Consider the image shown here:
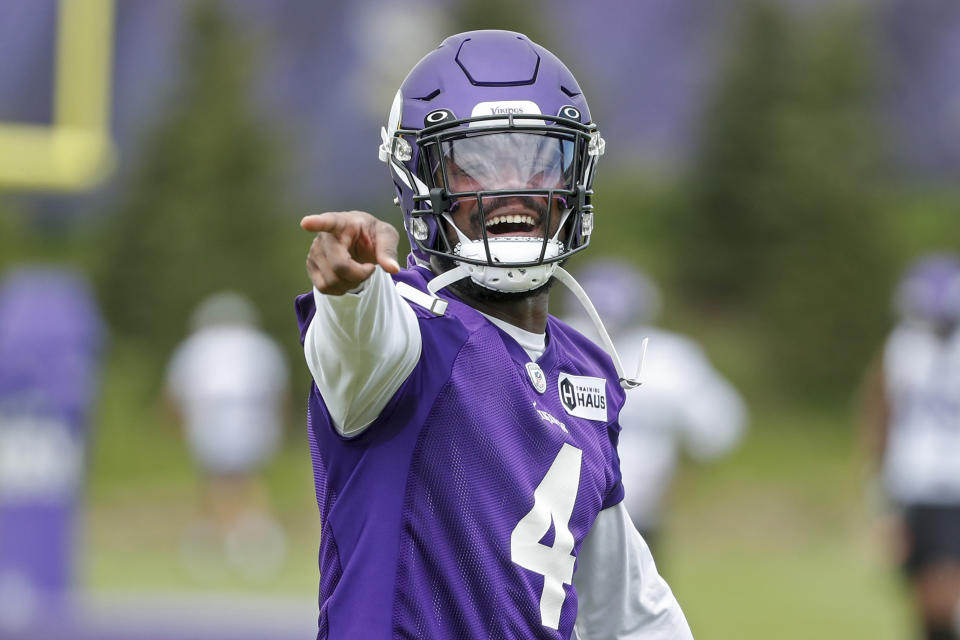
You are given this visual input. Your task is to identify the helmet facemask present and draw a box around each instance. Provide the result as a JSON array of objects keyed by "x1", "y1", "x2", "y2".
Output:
[
  {"x1": 385, "y1": 112, "x2": 603, "y2": 293},
  {"x1": 375, "y1": 30, "x2": 643, "y2": 387}
]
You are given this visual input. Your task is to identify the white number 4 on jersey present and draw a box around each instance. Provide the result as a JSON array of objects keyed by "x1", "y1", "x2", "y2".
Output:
[{"x1": 510, "y1": 443, "x2": 583, "y2": 630}]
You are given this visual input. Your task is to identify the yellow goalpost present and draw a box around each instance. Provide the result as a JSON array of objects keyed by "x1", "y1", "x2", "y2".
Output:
[{"x1": 0, "y1": 0, "x2": 116, "y2": 191}]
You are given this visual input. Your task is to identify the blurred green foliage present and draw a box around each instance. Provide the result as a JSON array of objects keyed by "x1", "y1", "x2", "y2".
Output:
[
  {"x1": 0, "y1": 0, "x2": 955, "y2": 415},
  {"x1": 0, "y1": 1, "x2": 955, "y2": 635},
  {"x1": 93, "y1": 2, "x2": 307, "y2": 384},
  {"x1": 596, "y1": 2, "x2": 899, "y2": 404},
  {"x1": 672, "y1": 1, "x2": 797, "y2": 303},
  {"x1": 0, "y1": 197, "x2": 99, "y2": 274},
  {"x1": 0, "y1": 204, "x2": 18, "y2": 273}
]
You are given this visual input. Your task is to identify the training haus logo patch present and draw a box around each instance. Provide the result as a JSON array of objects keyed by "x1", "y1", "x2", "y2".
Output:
[{"x1": 557, "y1": 373, "x2": 607, "y2": 422}]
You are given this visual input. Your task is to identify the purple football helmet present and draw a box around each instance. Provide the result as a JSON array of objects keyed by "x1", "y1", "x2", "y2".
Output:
[
  {"x1": 379, "y1": 30, "x2": 604, "y2": 293},
  {"x1": 893, "y1": 254, "x2": 960, "y2": 329}
]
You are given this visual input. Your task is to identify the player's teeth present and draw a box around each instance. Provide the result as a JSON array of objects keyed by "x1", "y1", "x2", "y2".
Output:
[{"x1": 485, "y1": 215, "x2": 535, "y2": 228}]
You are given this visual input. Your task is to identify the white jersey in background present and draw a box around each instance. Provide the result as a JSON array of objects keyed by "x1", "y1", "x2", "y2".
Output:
[
  {"x1": 567, "y1": 322, "x2": 747, "y2": 531},
  {"x1": 166, "y1": 325, "x2": 289, "y2": 475},
  {"x1": 882, "y1": 323, "x2": 960, "y2": 505}
]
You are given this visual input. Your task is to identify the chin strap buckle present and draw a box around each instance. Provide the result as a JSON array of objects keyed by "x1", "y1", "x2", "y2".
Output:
[
  {"x1": 391, "y1": 264, "x2": 473, "y2": 317},
  {"x1": 618, "y1": 337, "x2": 647, "y2": 389},
  {"x1": 396, "y1": 281, "x2": 448, "y2": 316}
]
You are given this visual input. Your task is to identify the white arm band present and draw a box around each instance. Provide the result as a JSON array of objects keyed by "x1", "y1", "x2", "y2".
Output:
[{"x1": 303, "y1": 267, "x2": 422, "y2": 436}]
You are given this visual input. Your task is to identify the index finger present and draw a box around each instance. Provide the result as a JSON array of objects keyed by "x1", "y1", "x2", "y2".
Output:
[{"x1": 300, "y1": 212, "x2": 345, "y2": 234}]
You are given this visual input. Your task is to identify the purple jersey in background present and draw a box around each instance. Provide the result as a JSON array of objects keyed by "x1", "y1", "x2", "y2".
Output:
[
  {"x1": 0, "y1": 267, "x2": 105, "y2": 630},
  {"x1": 295, "y1": 266, "x2": 626, "y2": 640}
]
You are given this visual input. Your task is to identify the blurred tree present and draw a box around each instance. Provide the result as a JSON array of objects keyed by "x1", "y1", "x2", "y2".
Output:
[
  {"x1": 672, "y1": 1, "x2": 894, "y2": 400},
  {"x1": 96, "y1": 0, "x2": 304, "y2": 373},
  {"x1": 760, "y1": 7, "x2": 894, "y2": 400},
  {"x1": 0, "y1": 201, "x2": 19, "y2": 274},
  {"x1": 0, "y1": 200, "x2": 92, "y2": 271},
  {"x1": 672, "y1": 0, "x2": 794, "y2": 304}
]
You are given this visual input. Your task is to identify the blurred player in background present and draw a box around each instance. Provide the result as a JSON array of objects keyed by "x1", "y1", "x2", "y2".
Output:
[
  {"x1": 0, "y1": 267, "x2": 105, "y2": 631},
  {"x1": 860, "y1": 254, "x2": 960, "y2": 640},
  {"x1": 562, "y1": 259, "x2": 748, "y2": 554},
  {"x1": 296, "y1": 30, "x2": 692, "y2": 639},
  {"x1": 166, "y1": 291, "x2": 289, "y2": 581}
]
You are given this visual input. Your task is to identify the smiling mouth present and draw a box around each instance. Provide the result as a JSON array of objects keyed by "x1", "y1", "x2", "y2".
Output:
[{"x1": 484, "y1": 213, "x2": 540, "y2": 236}]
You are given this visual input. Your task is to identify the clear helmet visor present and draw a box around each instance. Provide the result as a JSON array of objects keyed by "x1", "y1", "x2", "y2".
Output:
[{"x1": 429, "y1": 132, "x2": 576, "y2": 194}]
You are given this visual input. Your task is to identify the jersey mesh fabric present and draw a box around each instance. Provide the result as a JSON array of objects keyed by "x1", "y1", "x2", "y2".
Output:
[
  {"x1": 390, "y1": 310, "x2": 623, "y2": 637},
  {"x1": 296, "y1": 268, "x2": 625, "y2": 640},
  {"x1": 394, "y1": 358, "x2": 560, "y2": 638},
  {"x1": 307, "y1": 405, "x2": 340, "y2": 640}
]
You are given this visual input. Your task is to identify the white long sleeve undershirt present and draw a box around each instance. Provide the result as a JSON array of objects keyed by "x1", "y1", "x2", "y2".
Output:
[
  {"x1": 574, "y1": 502, "x2": 693, "y2": 640},
  {"x1": 302, "y1": 267, "x2": 693, "y2": 639},
  {"x1": 302, "y1": 267, "x2": 421, "y2": 436}
]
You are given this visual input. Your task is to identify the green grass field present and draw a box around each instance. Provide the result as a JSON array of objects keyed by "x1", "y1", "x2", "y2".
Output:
[
  {"x1": 81, "y1": 342, "x2": 915, "y2": 639},
  {"x1": 667, "y1": 419, "x2": 913, "y2": 638}
]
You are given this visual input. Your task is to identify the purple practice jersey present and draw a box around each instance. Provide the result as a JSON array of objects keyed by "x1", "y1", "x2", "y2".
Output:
[{"x1": 294, "y1": 266, "x2": 626, "y2": 640}]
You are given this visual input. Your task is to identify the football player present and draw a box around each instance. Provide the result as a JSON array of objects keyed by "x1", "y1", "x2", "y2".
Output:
[
  {"x1": 562, "y1": 259, "x2": 747, "y2": 556},
  {"x1": 295, "y1": 31, "x2": 692, "y2": 639},
  {"x1": 860, "y1": 254, "x2": 960, "y2": 640},
  {"x1": 166, "y1": 292, "x2": 289, "y2": 579}
]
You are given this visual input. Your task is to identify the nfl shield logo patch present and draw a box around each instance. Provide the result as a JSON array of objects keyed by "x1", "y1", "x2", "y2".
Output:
[{"x1": 525, "y1": 362, "x2": 547, "y2": 394}]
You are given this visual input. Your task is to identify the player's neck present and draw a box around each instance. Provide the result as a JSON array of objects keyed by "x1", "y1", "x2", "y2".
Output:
[
  {"x1": 463, "y1": 292, "x2": 549, "y2": 334},
  {"x1": 429, "y1": 257, "x2": 550, "y2": 333}
]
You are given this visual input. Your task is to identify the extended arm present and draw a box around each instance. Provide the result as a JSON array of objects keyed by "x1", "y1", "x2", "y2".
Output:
[{"x1": 301, "y1": 211, "x2": 421, "y2": 436}]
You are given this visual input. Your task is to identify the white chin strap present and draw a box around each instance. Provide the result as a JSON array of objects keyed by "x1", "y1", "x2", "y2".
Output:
[
  {"x1": 454, "y1": 237, "x2": 564, "y2": 292},
  {"x1": 425, "y1": 263, "x2": 645, "y2": 390},
  {"x1": 440, "y1": 212, "x2": 567, "y2": 293},
  {"x1": 552, "y1": 267, "x2": 645, "y2": 389}
]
